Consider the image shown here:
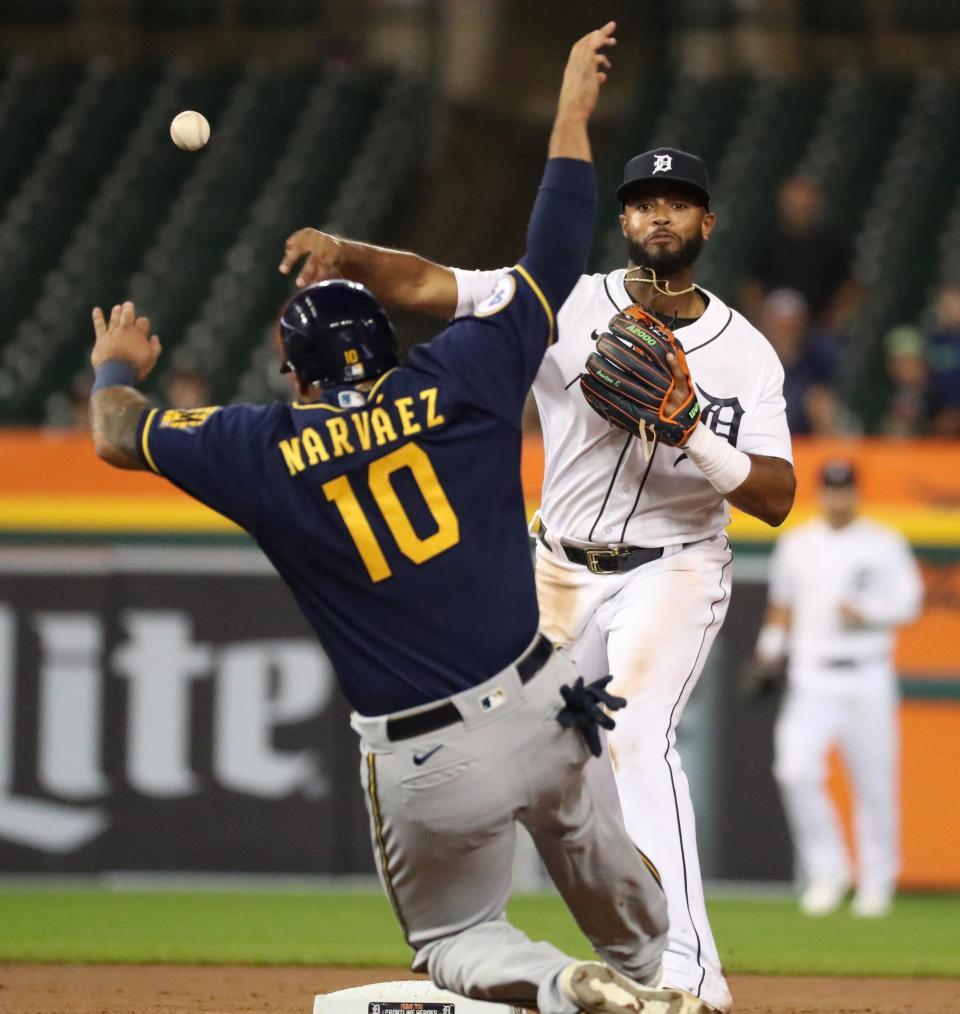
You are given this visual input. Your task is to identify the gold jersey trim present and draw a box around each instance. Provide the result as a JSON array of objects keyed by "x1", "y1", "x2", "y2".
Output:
[
  {"x1": 513, "y1": 264, "x2": 556, "y2": 345},
  {"x1": 140, "y1": 408, "x2": 161, "y2": 475}
]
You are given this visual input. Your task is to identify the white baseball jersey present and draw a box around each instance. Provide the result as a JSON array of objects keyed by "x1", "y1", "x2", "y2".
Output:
[
  {"x1": 768, "y1": 516, "x2": 923, "y2": 685},
  {"x1": 454, "y1": 267, "x2": 793, "y2": 547}
]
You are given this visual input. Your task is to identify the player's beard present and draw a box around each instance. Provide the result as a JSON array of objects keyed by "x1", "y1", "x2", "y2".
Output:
[{"x1": 626, "y1": 230, "x2": 704, "y2": 279}]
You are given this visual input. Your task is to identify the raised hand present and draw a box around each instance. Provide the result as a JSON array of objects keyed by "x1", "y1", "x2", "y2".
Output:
[
  {"x1": 91, "y1": 301, "x2": 162, "y2": 381},
  {"x1": 278, "y1": 228, "x2": 344, "y2": 288},
  {"x1": 556, "y1": 21, "x2": 617, "y2": 124}
]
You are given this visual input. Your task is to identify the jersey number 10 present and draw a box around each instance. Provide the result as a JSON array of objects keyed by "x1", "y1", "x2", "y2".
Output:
[{"x1": 322, "y1": 443, "x2": 460, "y2": 583}]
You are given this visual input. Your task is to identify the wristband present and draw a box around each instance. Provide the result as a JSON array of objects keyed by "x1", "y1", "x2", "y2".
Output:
[
  {"x1": 756, "y1": 623, "x2": 788, "y2": 665},
  {"x1": 91, "y1": 360, "x2": 137, "y2": 394},
  {"x1": 683, "y1": 423, "x2": 752, "y2": 495}
]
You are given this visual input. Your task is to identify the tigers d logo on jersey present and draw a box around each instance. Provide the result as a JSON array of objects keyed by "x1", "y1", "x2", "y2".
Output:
[
  {"x1": 698, "y1": 388, "x2": 744, "y2": 445},
  {"x1": 674, "y1": 388, "x2": 743, "y2": 467}
]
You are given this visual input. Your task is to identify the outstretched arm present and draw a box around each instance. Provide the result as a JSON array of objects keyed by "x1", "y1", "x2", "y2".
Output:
[
  {"x1": 88, "y1": 301, "x2": 162, "y2": 471},
  {"x1": 279, "y1": 232, "x2": 458, "y2": 318},
  {"x1": 278, "y1": 22, "x2": 616, "y2": 321},
  {"x1": 514, "y1": 23, "x2": 611, "y2": 313},
  {"x1": 546, "y1": 21, "x2": 613, "y2": 162}
]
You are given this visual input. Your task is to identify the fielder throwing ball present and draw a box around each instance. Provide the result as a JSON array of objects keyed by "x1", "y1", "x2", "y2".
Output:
[
  {"x1": 751, "y1": 461, "x2": 923, "y2": 917},
  {"x1": 280, "y1": 139, "x2": 796, "y2": 1014},
  {"x1": 88, "y1": 24, "x2": 710, "y2": 1014}
]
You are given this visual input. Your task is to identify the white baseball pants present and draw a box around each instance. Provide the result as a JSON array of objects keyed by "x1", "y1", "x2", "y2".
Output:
[
  {"x1": 535, "y1": 535, "x2": 734, "y2": 1013},
  {"x1": 773, "y1": 669, "x2": 900, "y2": 897}
]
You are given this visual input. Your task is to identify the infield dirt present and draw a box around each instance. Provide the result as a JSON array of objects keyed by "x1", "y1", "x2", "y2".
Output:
[{"x1": 0, "y1": 965, "x2": 958, "y2": 1014}]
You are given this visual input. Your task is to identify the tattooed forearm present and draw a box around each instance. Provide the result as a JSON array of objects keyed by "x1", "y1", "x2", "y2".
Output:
[{"x1": 90, "y1": 386, "x2": 151, "y2": 470}]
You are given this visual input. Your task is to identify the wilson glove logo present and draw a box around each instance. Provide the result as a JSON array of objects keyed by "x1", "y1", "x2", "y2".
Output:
[{"x1": 624, "y1": 324, "x2": 658, "y2": 347}]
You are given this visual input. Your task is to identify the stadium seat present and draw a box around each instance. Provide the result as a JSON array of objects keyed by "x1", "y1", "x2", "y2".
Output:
[{"x1": 844, "y1": 73, "x2": 960, "y2": 429}]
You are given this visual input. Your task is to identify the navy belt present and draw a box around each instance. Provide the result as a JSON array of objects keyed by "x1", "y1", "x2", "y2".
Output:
[{"x1": 386, "y1": 635, "x2": 554, "y2": 742}]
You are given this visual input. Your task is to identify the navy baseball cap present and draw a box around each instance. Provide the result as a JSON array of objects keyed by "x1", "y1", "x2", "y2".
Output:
[
  {"x1": 820, "y1": 460, "x2": 858, "y2": 488},
  {"x1": 616, "y1": 147, "x2": 711, "y2": 208}
]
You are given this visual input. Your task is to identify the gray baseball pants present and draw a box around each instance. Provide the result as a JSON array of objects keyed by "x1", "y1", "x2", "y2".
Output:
[{"x1": 351, "y1": 636, "x2": 668, "y2": 1014}]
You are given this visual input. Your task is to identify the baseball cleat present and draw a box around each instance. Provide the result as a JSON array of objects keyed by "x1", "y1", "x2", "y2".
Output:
[
  {"x1": 559, "y1": 961, "x2": 710, "y2": 1014},
  {"x1": 851, "y1": 888, "x2": 893, "y2": 918},
  {"x1": 799, "y1": 877, "x2": 850, "y2": 916}
]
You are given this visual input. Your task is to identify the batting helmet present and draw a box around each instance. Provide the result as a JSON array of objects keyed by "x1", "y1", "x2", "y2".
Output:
[{"x1": 278, "y1": 280, "x2": 399, "y2": 387}]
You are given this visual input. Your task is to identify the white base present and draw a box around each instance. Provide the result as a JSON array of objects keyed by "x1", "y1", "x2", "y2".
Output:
[{"x1": 313, "y1": 980, "x2": 525, "y2": 1014}]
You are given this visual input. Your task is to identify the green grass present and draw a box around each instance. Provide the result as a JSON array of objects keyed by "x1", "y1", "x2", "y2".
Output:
[{"x1": 0, "y1": 890, "x2": 957, "y2": 976}]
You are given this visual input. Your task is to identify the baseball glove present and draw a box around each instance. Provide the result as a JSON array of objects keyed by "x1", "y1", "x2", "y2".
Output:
[{"x1": 580, "y1": 306, "x2": 700, "y2": 448}]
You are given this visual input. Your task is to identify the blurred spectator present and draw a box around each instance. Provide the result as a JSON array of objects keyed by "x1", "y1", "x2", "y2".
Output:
[
  {"x1": 164, "y1": 369, "x2": 212, "y2": 409},
  {"x1": 740, "y1": 176, "x2": 862, "y2": 330},
  {"x1": 926, "y1": 283, "x2": 960, "y2": 437},
  {"x1": 881, "y1": 325, "x2": 927, "y2": 437},
  {"x1": 761, "y1": 288, "x2": 840, "y2": 435}
]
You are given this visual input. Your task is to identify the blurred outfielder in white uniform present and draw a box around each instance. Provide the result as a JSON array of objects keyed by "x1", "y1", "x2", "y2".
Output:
[
  {"x1": 753, "y1": 461, "x2": 922, "y2": 918},
  {"x1": 280, "y1": 147, "x2": 797, "y2": 1014}
]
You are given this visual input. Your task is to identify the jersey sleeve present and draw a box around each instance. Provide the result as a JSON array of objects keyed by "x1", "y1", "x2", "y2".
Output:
[
  {"x1": 851, "y1": 531, "x2": 924, "y2": 627},
  {"x1": 408, "y1": 158, "x2": 597, "y2": 426},
  {"x1": 452, "y1": 267, "x2": 510, "y2": 318},
  {"x1": 407, "y1": 267, "x2": 561, "y2": 425},
  {"x1": 738, "y1": 349, "x2": 794, "y2": 462},
  {"x1": 137, "y1": 403, "x2": 275, "y2": 533}
]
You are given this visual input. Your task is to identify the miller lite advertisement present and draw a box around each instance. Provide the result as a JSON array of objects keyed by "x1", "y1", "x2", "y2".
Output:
[{"x1": 0, "y1": 548, "x2": 374, "y2": 873}]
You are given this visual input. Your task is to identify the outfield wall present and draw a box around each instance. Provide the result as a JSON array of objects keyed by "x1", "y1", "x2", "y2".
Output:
[{"x1": 0, "y1": 431, "x2": 957, "y2": 886}]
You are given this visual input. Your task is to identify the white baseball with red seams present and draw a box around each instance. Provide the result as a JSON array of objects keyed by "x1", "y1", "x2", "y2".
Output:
[
  {"x1": 454, "y1": 265, "x2": 794, "y2": 1014},
  {"x1": 169, "y1": 110, "x2": 211, "y2": 151}
]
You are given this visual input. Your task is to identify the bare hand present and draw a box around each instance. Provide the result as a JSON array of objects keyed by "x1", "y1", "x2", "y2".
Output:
[
  {"x1": 279, "y1": 228, "x2": 344, "y2": 287},
  {"x1": 91, "y1": 302, "x2": 162, "y2": 381},
  {"x1": 556, "y1": 21, "x2": 616, "y2": 123},
  {"x1": 665, "y1": 351, "x2": 692, "y2": 419}
]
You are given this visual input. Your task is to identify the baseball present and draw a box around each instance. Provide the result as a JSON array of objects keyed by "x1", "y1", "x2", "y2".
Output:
[{"x1": 169, "y1": 110, "x2": 211, "y2": 151}]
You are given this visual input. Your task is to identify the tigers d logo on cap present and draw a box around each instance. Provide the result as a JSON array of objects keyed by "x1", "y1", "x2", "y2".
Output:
[{"x1": 616, "y1": 147, "x2": 711, "y2": 208}]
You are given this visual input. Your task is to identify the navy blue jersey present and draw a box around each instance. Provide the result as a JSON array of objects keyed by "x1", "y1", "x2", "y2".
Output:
[{"x1": 135, "y1": 158, "x2": 596, "y2": 715}]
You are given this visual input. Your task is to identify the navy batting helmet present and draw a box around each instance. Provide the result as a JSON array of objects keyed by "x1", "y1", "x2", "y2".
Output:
[{"x1": 278, "y1": 280, "x2": 399, "y2": 387}]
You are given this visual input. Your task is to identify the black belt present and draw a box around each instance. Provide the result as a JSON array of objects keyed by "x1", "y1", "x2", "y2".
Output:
[
  {"x1": 560, "y1": 542, "x2": 664, "y2": 574},
  {"x1": 385, "y1": 634, "x2": 554, "y2": 741},
  {"x1": 535, "y1": 518, "x2": 663, "y2": 575}
]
